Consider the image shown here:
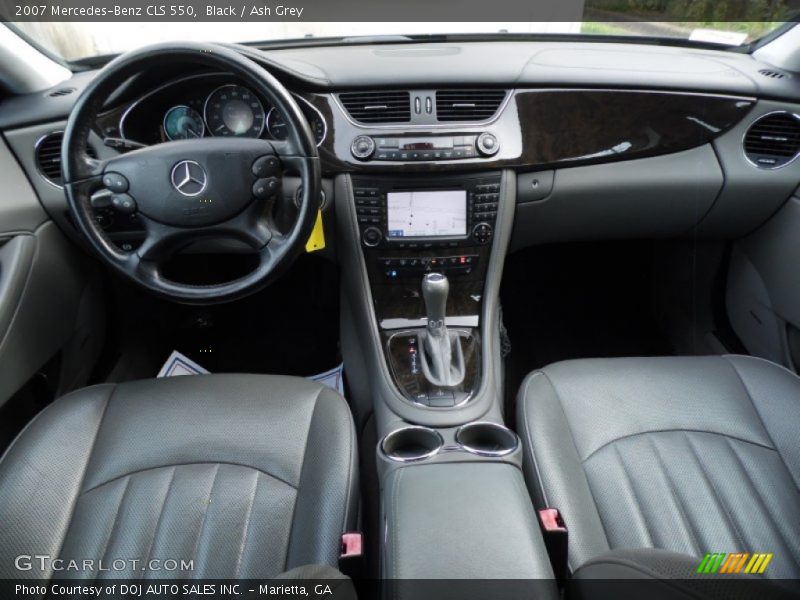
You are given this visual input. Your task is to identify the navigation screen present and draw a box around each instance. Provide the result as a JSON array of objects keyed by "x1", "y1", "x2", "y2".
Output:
[{"x1": 386, "y1": 190, "x2": 467, "y2": 238}]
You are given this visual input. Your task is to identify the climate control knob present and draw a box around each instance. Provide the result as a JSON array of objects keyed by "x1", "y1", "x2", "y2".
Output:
[
  {"x1": 476, "y1": 132, "x2": 500, "y2": 156},
  {"x1": 351, "y1": 135, "x2": 376, "y2": 160},
  {"x1": 362, "y1": 226, "x2": 383, "y2": 247}
]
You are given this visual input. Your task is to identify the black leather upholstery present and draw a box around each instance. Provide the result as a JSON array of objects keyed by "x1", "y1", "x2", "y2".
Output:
[
  {"x1": 0, "y1": 374, "x2": 358, "y2": 579},
  {"x1": 518, "y1": 355, "x2": 800, "y2": 579}
]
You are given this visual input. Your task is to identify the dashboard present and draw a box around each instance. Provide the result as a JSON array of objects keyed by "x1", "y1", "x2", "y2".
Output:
[
  {"x1": 108, "y1": 73, "x2": 326, "y2": 146},
  {"x1": 2, "y1": 39, "x2": 800, "y2": 252}
]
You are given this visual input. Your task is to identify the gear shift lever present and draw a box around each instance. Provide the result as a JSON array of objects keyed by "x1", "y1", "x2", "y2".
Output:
[
  {"x1": 419, "y1": 273, "x2": 465, "y2": 387},
  {"x1": 422, "y1": 273, "x2": 449, "y2": 335}
]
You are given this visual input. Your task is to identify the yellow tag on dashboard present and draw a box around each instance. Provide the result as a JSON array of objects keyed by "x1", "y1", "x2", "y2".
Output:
[{"x1": 305, "y1": 210, "x2": 326, "y2": 252}]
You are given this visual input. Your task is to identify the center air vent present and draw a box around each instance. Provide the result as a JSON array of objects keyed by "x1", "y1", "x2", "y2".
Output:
[
  {"x1": 435, "y1": 90, "x2": 507, "y2": 122},
  {"x1": 743, "y1": 112, "x2": 800, "y2": 169},
  {"x1": 35, "y1": 132, "x2": 97, "y2": 186},
  {"x1": 338, "y1": 91, "x2": 411, "y2": 124}
]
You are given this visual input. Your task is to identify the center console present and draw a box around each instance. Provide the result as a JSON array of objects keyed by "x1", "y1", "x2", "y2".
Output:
[
  {"x1": 378, "y1": 423, "x2": 558, "y2": 599},
  {"x1": 351, "y1": 172, "x2": 502, "y2": 408}
]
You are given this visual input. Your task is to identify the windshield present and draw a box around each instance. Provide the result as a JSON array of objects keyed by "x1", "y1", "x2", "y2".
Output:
[{"x1": 11, "y1": 21, "x2": 791, "y2": 62}]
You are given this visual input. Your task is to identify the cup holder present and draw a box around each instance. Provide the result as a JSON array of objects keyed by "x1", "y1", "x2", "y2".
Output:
[
  {"x1": 381, "y1": 426, "x2": 444, "y2": 462},
  {"x1": 455, "y1": 421, "x2": 519, "y2": 457}
]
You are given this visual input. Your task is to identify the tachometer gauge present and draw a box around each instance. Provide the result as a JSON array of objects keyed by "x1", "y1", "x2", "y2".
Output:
[
  {"x1": 266, "y1": 107, "x2": 326, "y2": 145},
  {"x1": 204, "y1": 84, "x2": 264, "y2": 137},
  {"x1": 163, "y1": 105, "x2": 205, "y2": 140}
]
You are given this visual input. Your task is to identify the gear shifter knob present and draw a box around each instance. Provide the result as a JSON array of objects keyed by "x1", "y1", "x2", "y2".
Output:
[{"x1": 422, "y1": 272, "x2": 449, "y2": 335}]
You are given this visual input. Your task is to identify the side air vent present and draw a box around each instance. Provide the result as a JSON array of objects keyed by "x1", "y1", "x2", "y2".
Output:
[
  {"x1": 435, "y1": 89, "x2": 507, "y2": 122},
  {"x1": 758, "y1": 68, "x2": 788, "y2": 80},
  {"x1": 338, "y1": 91, "x2": 411, "y2": 124},
  {"x1": 35, "y1": 132, "x2": 98, "y2": 185},
  {"x1": 47, "y1": 87, "x2": 76, "y2": 97},
  {"x1": 743, "y1": 112, "x2": 800, "y2": 169}
]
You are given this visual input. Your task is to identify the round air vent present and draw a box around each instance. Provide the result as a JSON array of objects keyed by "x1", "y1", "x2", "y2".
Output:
[
  {"x1": 743, "y1": 112, "x2": 800, "y2": 169},
  {"x1": 35, "y1": 131, "x2": 97, "y2": 186}
]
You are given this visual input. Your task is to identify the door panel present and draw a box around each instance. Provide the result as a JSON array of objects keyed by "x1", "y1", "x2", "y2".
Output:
[
  {"x1": 727, "y1": 194, "x2": 800, "y2": 370},
  {"x1": 0, "y1": 135, "x2": 101, "y2": 404}
]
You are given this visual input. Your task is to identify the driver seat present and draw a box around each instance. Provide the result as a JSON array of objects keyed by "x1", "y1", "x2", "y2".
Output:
[{"x1": 0, "y1": 374, "x2": 358, "y2": 579}]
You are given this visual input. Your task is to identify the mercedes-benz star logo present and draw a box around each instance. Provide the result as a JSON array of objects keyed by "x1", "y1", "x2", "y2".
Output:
[{"x1": 170, "y1": 160, "x2": 207, "y2": 197}]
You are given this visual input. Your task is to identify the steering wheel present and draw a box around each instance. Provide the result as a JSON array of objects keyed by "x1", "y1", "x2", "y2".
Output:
[{"x1": 62, "y1": 42, "x2": 321, "y2": 304}]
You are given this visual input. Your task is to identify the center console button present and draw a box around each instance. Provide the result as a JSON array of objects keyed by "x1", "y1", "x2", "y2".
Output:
[
  {"x1": 362, "y1": 226, "x2": 382, "y2": 247},
  {"x1": 351, "y1": 135, "x2": 375, "y2": 160},
  {"x1": 472, "y1": 222, "x2": 494, "y2": 245},
  {"x1": 476, "y1": 132, "x2": 500, "y2": 156}
]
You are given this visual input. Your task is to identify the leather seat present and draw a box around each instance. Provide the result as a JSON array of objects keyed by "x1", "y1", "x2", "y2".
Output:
[
  {"x1": 0, "y1": 374, "x2": 358, "y2": 579},
  {"x1": 517, "y1": 355, "x2": 800, "y2": 579}
]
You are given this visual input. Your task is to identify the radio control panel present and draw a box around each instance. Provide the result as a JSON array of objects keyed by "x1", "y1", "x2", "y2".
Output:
[{"x1": 350, "y1": 133, "x2": 499, "y2": 162}]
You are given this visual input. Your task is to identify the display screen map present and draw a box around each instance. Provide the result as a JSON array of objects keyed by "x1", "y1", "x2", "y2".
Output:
[{"x1": 387, "y1": 190, "x2": 467, "y2": 238}]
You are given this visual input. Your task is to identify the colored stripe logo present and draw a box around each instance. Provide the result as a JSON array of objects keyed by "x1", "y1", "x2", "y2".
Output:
[{"x1": 696, "y1": 552, "x2": 773, "y2": 574}]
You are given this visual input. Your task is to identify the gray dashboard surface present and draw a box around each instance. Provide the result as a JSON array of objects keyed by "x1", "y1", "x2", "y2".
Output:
[{"x1": 0, "y1": 40, "x2": 799, "y2": 131}]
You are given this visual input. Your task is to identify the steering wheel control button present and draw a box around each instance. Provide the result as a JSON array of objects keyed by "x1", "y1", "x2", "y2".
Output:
[
  {"x1": 252, "y1": 155, "x2": 280, "y2": 178},
  {"x1": 476, "y1": 132, "x2": 500, "y2": 156},
  {"x1": 362, "y1": 226, "x2": 383, "y2": 247},
  {"x1": 252, "y1": 177, "x2": 279, "y2": 199},
  {"x1": 351, "y1": 135, "x2": 375, "y2": 160},
  {"x1": 111, "y1": 193, "x2": 137, "y2": 214},
  {"x1": 472, "y1": 222, "x2": 493, "y2": 245},
  {"x1": 90, "y1": 189, "x2": 113, "y2": 209},
  {"x1": 102, "y1": 172, "x2": 129, "y2": 193}
]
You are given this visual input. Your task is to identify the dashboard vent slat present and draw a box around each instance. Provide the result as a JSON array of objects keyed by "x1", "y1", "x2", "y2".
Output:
[
  {"x1": 758, "y1": 69, "x2": 788, "y2": 80},
  {"x1": 35, "y1": 132, "x2": 98, "y2": 185},
  {"x1": 338, "y1": 91, "x2": 411, "y2": 123},
  {"x1": 743, "y1": 112, "x2": 800, "y2": 169},
  {"x1": 47, "y1": 87, "x2": 76, "y2": 97},
  {"x1": 435, "y1": 90, "x2": 507, "y2": 122}
]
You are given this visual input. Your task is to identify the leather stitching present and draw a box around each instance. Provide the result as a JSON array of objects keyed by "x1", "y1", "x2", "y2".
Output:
[
  {"x1": 142, "y1": 465, "x2": 177, "y2": 572},
  {"x1": 583, "y1": 428, "x2": 775, "y2": 463},
  {"x1": 723, "y1": 355, "x2": 800, "y2": 492},
  {"x1": 97, "y1": 475, "x2": 132, "y2": 570},
  {"x1": 612, "y1": 443, "x2": 655, "y2": 547},
  {"x1": 80, "y1": 461, "x2": 298, "y2": 495},
  {"x1": 52, "y1": 384, "x2": 115, "y2": 577},
  {"x1": 284, "y1": 385, "x2": 324, "y2": 569},
  {"x1": 519, "y1": 372, "x2": 550, "y2": 507},
  {"x1": 683, "y1": 432, "x2": 747, "y2": 551},
  {"x1": 646, "y1": 436, "x2": 702, "y2": 555},
  {"x1": 234, "y1": 469, "x2": 261, "y2": 578},
  {"x1": 188, "y1": 463, "x2": 220, "y2": 574},
  {"x1": 725, "y1": 437, "x2": 800, "y2": 565},
  {"x1": 338, "y1": 390, "x2": 357, "y2": 535}
]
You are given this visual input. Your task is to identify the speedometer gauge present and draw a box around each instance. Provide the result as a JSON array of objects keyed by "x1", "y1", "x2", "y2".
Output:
[
  {"x1": 163, "y1": 105, "x2": 205, "y2": 140},
  {"x1": 266, "y1": 107, "x2": 326, "y2": 145},
  {"x1": 204, "y1": 84, "x2": 265, "y2": 137}
]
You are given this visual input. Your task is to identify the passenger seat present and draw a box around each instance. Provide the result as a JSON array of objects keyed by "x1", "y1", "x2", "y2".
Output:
[{"x1": 517, "y1": 355, "x2": 800, "y2": 580}]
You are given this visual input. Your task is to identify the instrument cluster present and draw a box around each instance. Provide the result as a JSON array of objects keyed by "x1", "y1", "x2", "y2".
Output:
[{"x1": 118, "y1": 75, "x2": 326, "y2": 146}]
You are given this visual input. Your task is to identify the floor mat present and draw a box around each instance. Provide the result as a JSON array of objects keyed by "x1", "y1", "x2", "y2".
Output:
[{"x1": 98, "y1": 254, "x2": 341, "y2": 383}]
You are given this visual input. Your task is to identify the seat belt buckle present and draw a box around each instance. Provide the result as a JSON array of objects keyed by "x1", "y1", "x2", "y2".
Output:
[
  {"x1": 340, "y1": 532, "x2": 363, "y2": 559},
  {"x1": 538, "y1": 508, "x2": 569, "y2": 584},
  {"x1": 339, "y1": 532, "x2": 365, "y2": 579}
]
